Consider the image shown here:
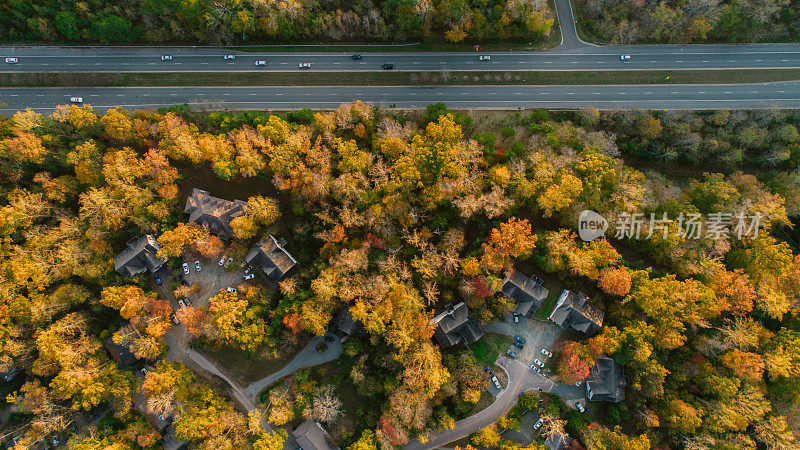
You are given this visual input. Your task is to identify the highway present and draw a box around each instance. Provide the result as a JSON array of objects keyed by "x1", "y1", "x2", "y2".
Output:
[
  {"x1": 1, "y1": 45, "x2": 799, "y2": 72},
  {"x1": 2, "y1": 84, "x2": 799, "y2": 112}
]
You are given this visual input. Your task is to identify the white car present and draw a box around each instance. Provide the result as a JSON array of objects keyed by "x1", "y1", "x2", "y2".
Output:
[
  {"x1": 533, "y1": 358, "x2": 544, "y2": 368},
  {"x1": 299, "y1": 62, "x2": 311, "y2": 68},
  {"x1": 530, "y1": 365, "x2": 540, "y2": 373},
  {"x1": 254, "y1": 60, "x2": 267, "y2": 66},
  {"x1": 244, "y1": 274, "x2": 255, "y2": 280},
  {"x1": 244, "y1": 267, "x2": 251, "y2": 274},
  {"x1": 541, "y1": 348, "x2": 553, "y2": 358},
  {"x1": 70, "y1": 97, "x2": 83, "y2": 104},
  {"x1": 620, "y1": 55, "x2": 631, "y2": 61},
  {"x1": 226, "y1": 287, "x2": 237, "y2": 293},
  {"x1": 533, "y1": 418, "x2": 544, "y2": 430},
  {"x1": 478, "y1": 55, "x2": 491, "y2": 61},
  {"x1": 5, "y1": 57, "x2": 18, "y2": 64},
  {"x1": 576, "y1": 402, "x2": 586, "y2": 413},
  {"x1": 177, "y1": 298, "x2": 186, "y2": 308},
  {"x1": 161, "y1": 55, "x2": 173, "y2": 61},
  {"x1": 182, "y1": 263, "x2": 189, "y2": 275},
  {"x1": 575, "y1": 379, "x2": 583, "y2": 386},
  {"x1": 194, "y1": 260, "x2": 201, "y2": 271},
  {"x1": 219, "y1": 256, "x2": 226, "y2": 266},
  {"x1": 224, "y1": 54, "x2": 235, "y2": 60}
]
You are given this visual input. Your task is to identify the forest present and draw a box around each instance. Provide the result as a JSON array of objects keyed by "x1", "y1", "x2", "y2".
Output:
[
  {"x1": 0, "y1": 0, "x2": 554, "y2": 45},
  {"x1": 575, "y1": 0, "x2": 800, "y2": 43},
  {"x1": 0, "y1": 101, "x2": 799, "y2": 449}
]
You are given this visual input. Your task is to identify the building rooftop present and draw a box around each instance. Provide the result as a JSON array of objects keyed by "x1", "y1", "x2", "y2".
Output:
[
  {"x1": 104, "y1": 337, "x2": 139, "y2": 368},
  {"x1": 586, "y1": 356, "x2": 626, "y2": 403},
  {"x1": 335, "y1": 308, "x2": 364, "y2": 336},
  {"x1": 545, "y1": 432, "x2": 572, "y2": 450},
  {"x1": 431, "y1": 303, "x2": 484, "y2": 348},
  {"x1": 549, "y1": 290, "x2": 604, "y2": 335},
  {"x1": 245, "y1": 234, "x2": 297, "y2": 281},
  {"x1": 502, "y1": 270, "x2": 549, "y2": 317},
  {"x1": 292, "y1": 419, "x2": 336, "y2": 450},
  {"x1": 183, "y1": 188, "x2": 247, "y2": 240},
  {"x1": 114, "y1": 235, "x2": 165, "y2": 277}
]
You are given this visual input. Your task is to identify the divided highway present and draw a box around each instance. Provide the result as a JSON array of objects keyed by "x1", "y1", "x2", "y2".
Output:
[{"x1": 2, "y1": 84, "x2": 799, "y2": 112}]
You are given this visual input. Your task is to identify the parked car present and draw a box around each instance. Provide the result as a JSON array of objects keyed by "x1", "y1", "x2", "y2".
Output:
[
  {"x1": 171, "y1": 314, "x2": 180, "y2": 325},
  {"x1": 351, "y1": 55, "x2": 362, "y2": 60},
  {"x1": 513, "y1": 313, "x2": 519, "y2": 323},
  {"x1": 227, "y1": 287, "x2": 237, "y2": 293},
  {"x1": 324, "y1": 335, "x2": 335, "y2": 342},
  {"x1": 513, "y1": 341, "x2": 524, "y2": 350},
  {"x1": 491, "y1": 375, "x2": 502, "y2": 389},
  {"x1": 514, "y1": 335, "x2": 526, "y2": 344},
  {"x1": 533, "y1": 358, "x2": 544, "y2": 368},
  {"x1": 254, "y1": 60, "x2": 267, "y2": 66},
  {"x1": 70, "y1": 97, "x2": 83, "y2": 104},
  {"x1": 620, "y1": 55, "x2": 631, "y2": 61},
  {"x1": 506, "y1": 350, "x2": 518, "y2": 358},
  {"x1": 177, "y1": 298, "x2": 186, "y2": 308},
  {"x1": 161, "y1": 55, "x2": 172, "y2": 61},
  {"x1": 5, "y1": 57, "x2": 18, "y2": 64},
  {"x1": 478, "y1": 55, "x2": 491, "y2": 61},
  {"x1": 533, "y1": 418, "x2": 544, "y2": 430},
  {"x1": 180, "y1": 278, "x2": 189, "y2": 286},
  {"x1": 576, "y1": 402, "x2": 586, "y2": 413},
  {"x1": 194, "y1": 260, "x2": 201, "y2": 271},
  {"x1": 182, "y1": 297, "x2": 191, "y2": 306},
  {"x1": 541, "y1": 348, "x2": 553, "y2": 358},
  {"x1": 224, "y1": 54, "x2": 235, "y2": 60},
  {"x1": 244, "y1": 267, "x2": 251, "y2": 274},
  {"x1": 299, "y1": 62, "x2": 311, "y2": 68},
  {"x1": 382, "y1": 63, "x2": 394, "y2": 70},
  {"x1": 244, "y1": 273, "x2": 255, "y2": 280},
  {"x1": 182, "y1": 263, "x2": 189, "y2": 275},
  {"x1": 226, "y1": 257, "x2": 234, "y2": 265},
  {"x1": 575, "y1": 379, "x2": 583, "y2": 386},
  {"x1": 530, "y1": 365, "x2": 540, "y2": 373},
  {"x1": 153, "y1": 274, "x2": 162, "y2": 286},
  {"x1": 219, "y1": 256, "x2": 226, "y2": 266}
]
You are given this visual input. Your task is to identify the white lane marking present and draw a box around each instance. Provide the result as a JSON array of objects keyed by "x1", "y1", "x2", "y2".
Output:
[
  {"x1": 250, "y1": 93, "x2": 257, "y2": 96},
  {"x1": 410, "y1": 93, "x2": 416, "y2": 95},
  {"x1": 116, "y1": 94, "x2": 124, "y2": 97},
  {"x1": 222, "y1": 93, "x2": 230, "y2": 96},
  {"x1": 8, "y1": 94, "x2": 17, "y2": 97},
  {"x1": 90, "y1": 95, "x2": 98, "y2": 97},
  {"x1": 461, "y1": 92, "x2": 468, "y2": 95},
  {"x1": 437, "y1": 92, "x2": 443, "y2": 95},
  {"x1": 597, "y1": 61, "x2": 605, "y2": 64},
  {"x1": 782, "y1": 59, "x2": 789, "y2": 62},
  {"x1": 96, "y1": 63, "x2": 104, "y2": 66},
  {"x1": 702, "y1": 60, "x2": 710, "y2": 63},
  {"x1": 41, "y1": 63, "x2": 49, "y2": 66},
  {"x1": 593, "y1": 92, "x2": 600, "y2": 95},
  {"x1": 751, "y1": 90, "x2": 758, "y2": 93},
  {"x1": 303, "y1": 93, "x2": 310, "y2": 96},
  {"x1": 778, "y1": 90, "x2": 786, "y2": 93},
  {"x1": 650, "y1": 60, "x2": 657, "y2": 63},
  {"x1": 545, "y1": 61, "x2": 552, "y2": 64},
  {"x1": 729, "y1": 60, "x2": 736, "y2": 62},
  {"x1": 567, "y1": 92, "x2": 574, "y2": 95},
  {"x1": 756, "y1": 59, "x2": 763, "y2": 62},
  {"x1": 122, "y1": 63, "x2": 130, "y2": 65},
  {"x1": 412, "y1": 61, "x2": 420, "y2": 64},
  {"x1": 200, "y1": 62, "x2": 208, "y2": 65},
  {"x1": 698, "y1": 91, "x2": 706, "y2": 94},
  {"x1": 725, "y1": 91, "x2": 733, "y2": 94},
  {"x1": 37, "y1": 94, "x2": 44, "y2": 97},
  {"x1": 440, "y1": 61, "x2": 446, "y2": 64},
  {"x1": 333, "y1": 62, "x2": 340, "y2": 65},
  {"x1": 174, "y1": 62, "x2": 181, "y2": 64},
  {"x1": 518, "y1": 61, "x2": 525, "y2": 64},
  {"x1": 276, "y1": 93, "x2": 283, "y2": 96},
  {"x1": 570, "y1": 61, "x2": 579, "y2": 64},
  {"x1": 645, "y1": 92, "x2": 653, "y2": 94},
  {"x1": 514, "y1": 92, "x2": 522, "y2": 95},
  {"x1": 68, "y1": 63, "x2": 76, "y2": 66},
  {"x1": 170, "y1": 94, "x2": 178, "y2": 96},
  {"x1": 196, "y1": 93, "x2": 203, "y2": 96},
  {"x1": 676, "y1": 60, "x2": 683, "y2": 62},
  {"x1": 670, "y1": 91, "x2": 679, "y2": 94},
  {"x1": 280, "y1": 62, "x2": 287, "y2": 65},
  {"x1": 147, "y1": 62, "x2": 155, "y2": 65}
]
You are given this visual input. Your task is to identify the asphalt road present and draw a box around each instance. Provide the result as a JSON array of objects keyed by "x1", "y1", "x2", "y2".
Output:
[
  {"x1": 2, "y1": 84, "x2": 798, "y2": 112},
  {"x1": 1, "y1": 45, "x2": 799, "y2": 72}
]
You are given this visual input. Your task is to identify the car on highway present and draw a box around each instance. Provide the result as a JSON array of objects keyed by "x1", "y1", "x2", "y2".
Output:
[
  {"x1": 351, "y1": 55, "x2": 362, "y2": 60},
  {"x1": 244, "y1": 273, "x2": 255, "y2": 280},
  {"x1": 478, "y1": 55, "x2": 491, "y2": 61},
  {"x1": 5, "y1": 57, "x2": 18, "y2": 64},
  {"x1": 299, "y1": 62, "x2": 311, "y2": 68},
  {"x1": 194, "y1": 260, "x2": 201, "y2": 271},
  {"x1": 382, "y1": 63, "x2": 394, "y2": 70},
  {"x1": 620, "y1": 55, "x2": 631, "y2": 61},
  {"x1": 227, "y1": 287, "x2": 237, "y2": 293},
  {"x1": 541, "y1": 348, "x2": 553, "y2": 357},
  {"x1": 161, "y1": 55, "x2": 173, "y2": 61},
  {"x1": 182, "y1": 263, "x2": 189, "y2": 275},
  {"x1": 70, "y1": 97, "x2": 83, "y2": 104},
  {"x1": 533, "y1": 358, "x2": 544, "y2": 368},
  {"x1": 530, "y1": 365, "x2": 540, "y2": 373},
  {"x1": 224, "y1": 54, "x2": 235, "y2": 60},
  {"x1": 506, "y1": 350, "x2": 518, "y2": 358},
  {"x1": 514, "y1": 335, "x2": 526, "y2": 344},
  {"x1": 254, "y1": 60, "x2": 267, "y2": 66}
]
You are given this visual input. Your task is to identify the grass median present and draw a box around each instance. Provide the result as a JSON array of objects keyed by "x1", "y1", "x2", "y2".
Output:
[{"x1": 0, "y1": 69, "x2": 798, "y2": 87}]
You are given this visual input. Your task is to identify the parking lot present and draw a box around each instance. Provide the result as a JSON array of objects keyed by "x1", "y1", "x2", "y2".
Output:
[
  {"x1": 484, "y1": 314, "x2": 562, "y2": 381},
  {"x1": 178, "y1": 251, "x2": 260, "y2": 309}
]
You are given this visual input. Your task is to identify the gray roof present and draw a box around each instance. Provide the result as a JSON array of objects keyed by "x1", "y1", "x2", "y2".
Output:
[
  {"x1": 586, "y1": 357, "x2": 626, "y2": 403},
  {"x1": 292, "y1": 420, "x2": 336, "y2": 450},
  {"x1": 162, "y1": 425, "x2": 189, "y2": 450},
  {"x1": 549, "y1": 290, "x2": 603, "y2": 335},
  {"x1": 502, "y1": 270, "x2": 549, "y2": 317},
  {"x1": 245, "y1": 235, "x2": 297, "y2": 281},
  {"x1": 114, "y1": 235, "x2": 165, "y2": 277},
  {"x1": 104, "y1": 338, "x2": 139, "y2": 367},
  {"x1": 132, "y1": 371, "x2": 171, "y2": 433},
  {"x1": 546, "y1": 432, "x2": 572, "y2": 450},
  {"x1": 431, "y1": 303, "x2": 483, "y2": 348},
  {"x1": 335, "y1": 308, "x2": 364, "y2": 335},
  {"x1": 183, "y1": 188, "x2": 247, "y2": 240}
]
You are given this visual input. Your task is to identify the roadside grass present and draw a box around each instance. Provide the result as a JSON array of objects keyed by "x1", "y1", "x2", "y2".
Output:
[
  {"x1": 193, "y1": 338, "x2": 308, "y2": 386},
  {"x1": 2, "y1": 69, "x2": 798, "y2": 88},
  {"x1": 469, "y1": 333, "x2": 513, "y2": 367}
]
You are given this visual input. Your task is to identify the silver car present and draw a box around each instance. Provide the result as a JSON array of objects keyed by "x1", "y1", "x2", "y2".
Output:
[{"x1": 5, "y1": 57, "x2": 18, "y2": 64}]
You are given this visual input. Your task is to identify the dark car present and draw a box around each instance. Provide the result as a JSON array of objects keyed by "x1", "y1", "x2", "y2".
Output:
[
  {"x1": 153, "y1": 274, "x2": 162, "y2": 285},
  {"x1": 323, "y1": 335, "x2": 335, "y2": 343},
  {"x1": 351, "y1": 55, "x2": 362, "y2": 60},
  {"x1": 382, "y1": 63, "x2": 394, "y2": 70},
  {"x1": 513, "y1": 342, "x2": 524, "y2": 350},
  {"x1": 514, "y1": 335, "x2": 526, "y2": 344}
]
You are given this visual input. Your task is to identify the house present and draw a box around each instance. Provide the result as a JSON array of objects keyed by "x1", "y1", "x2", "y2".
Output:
[
  {"x1": 104, "y1": 338, "x2": 139, "y2": 368},
  {"x1": 586, "y1": 356, "x2": 626, "y2": 403},
  {"x1": 162, "y1": 425, "x2": 189, "y2": 450},
  {"x1": 114, "y1": 235, "x2": 166, "y2": 277},
  {"x1": 334, "y1": 308, "x2": 364, "y2": 336},
  {"x1": 132, "y1": 368, "x2": 172, "y2": 433},
  {"x1": 431, "y1": 303, "x2": 483, "y2": 348},
  {"x1": 502, "y1": 270, "x2": 549, "y2": 317},
  {"x1": 183, "y1": 188, "x2": 247, "y2": 240},
  {"x1": 0, "y1": 367, "x2": 20, "y2": 382},
  {"x1": 292, "y1": 419, "x2": 337, "y2": 450},
  {"x1": 245, "y1": 234, "x2": 297, "y2": 281},
  {"x1": 545, "y1": 432, "x2": 572, "y2": 450},
  {"x1": 549, "y1": 290, "x2": 603, "y2": 335}
]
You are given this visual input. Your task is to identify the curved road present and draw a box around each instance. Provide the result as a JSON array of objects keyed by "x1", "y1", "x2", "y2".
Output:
[{"x1": 2, "y1": 84, "x2": 799, "y2": 112}]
